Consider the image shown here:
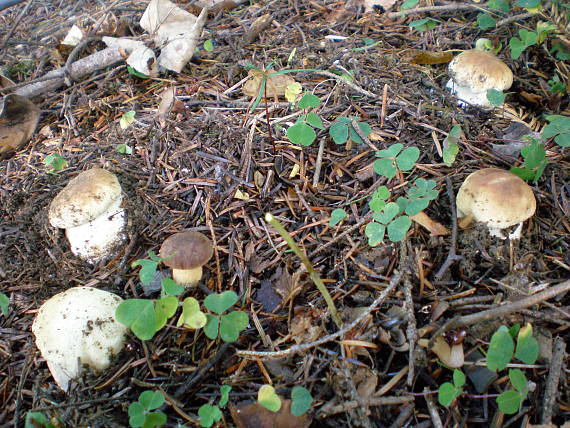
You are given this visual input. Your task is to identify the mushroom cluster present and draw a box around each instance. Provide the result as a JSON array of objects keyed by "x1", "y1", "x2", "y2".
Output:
[
  {"x1": 48, "y1": 167, "x2": 127, "y2": 263},
  {"x1": 159, "y1": 231, "x2": 213, "y2": 286},
  {"x1": 32, "y1": 287, "x2": 128, "y2": 391},
  {"x1": 456, "y1": 168, "x2": 536, "y2": 239},
  {"x1": 446, "y1": 49, "x2": 513, "y2": 108}
]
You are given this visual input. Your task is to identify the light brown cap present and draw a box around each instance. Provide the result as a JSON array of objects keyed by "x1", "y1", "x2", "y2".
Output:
[
  {"x1": 159, "y1": 231, "x2": 213, "y2": 270},
  {"x1": 456, "y1": 168, "x2": 536, "y2": 230},
  {"x1": 49, "y1": 168, "x2": 122, "y2": 229},
  {"x1": 449, "y1": 50, "x2": 513, "y2": 93}
]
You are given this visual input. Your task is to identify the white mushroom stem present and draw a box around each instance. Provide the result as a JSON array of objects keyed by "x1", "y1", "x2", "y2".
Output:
[
  {"x1": 172, "y1": 266, "x2": 203, "y2": 286},
  {"x1": 508, "y1": 222, "x2": 524, "y2": 241},
  {"x1": 65, "y1": 196, "x2": 126, "y2": 263},
  {"x1": 446, "y1": 79, "x2": 491, "y2": 108}
]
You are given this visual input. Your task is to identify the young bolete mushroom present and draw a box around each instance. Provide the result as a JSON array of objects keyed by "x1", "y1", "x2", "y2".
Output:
[
  {"x1": 456, "y1": 168, "x2": 536, "y2": 240},
  {"x1": 0, "y1": 93, "x2": 41, "y2": 159},
  {"x1": 159, "y1": 231, "x2": 213, "y2": 286},
  {"x1": 31, "y1": 287, "x2": 128, "y2": 391},
  {"x1": 48, "y1": 167, "x2": 127, "y2": 263},
  {"x1": 445, "y1": 49, "x2": 513, "y2": 108}
]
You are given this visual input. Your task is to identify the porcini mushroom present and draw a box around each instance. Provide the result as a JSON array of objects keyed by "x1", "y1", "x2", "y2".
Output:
[
  {"x1": 159, "y1": 231, "x2": 213, "y2": 286},
  {"x1": 48, "y1": 167, "x2": 127, "y2": 263},
  {"x1": 456, "y1": 168, "x2": 536, "y2": 240},
  {"x1": 32, "y1": 287, "x2": 128, "y2": 391},
  {"x1": 446, "y1": 49, "x2": 513, "y2": 108}
]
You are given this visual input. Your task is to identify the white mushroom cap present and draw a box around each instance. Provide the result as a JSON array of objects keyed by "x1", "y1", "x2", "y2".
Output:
[
  {"x1": 456, "y1": 168, "x2": 536, "y2": 238},
  {"x1": 49, "y1": 168, "x2": 122, "y2": 229},
  {"x1": 447, "y1": 49, "x2": 513, "y2": 107},
  {"x1": 32, "y1": 287, "x2": 128, "y2": 391}
]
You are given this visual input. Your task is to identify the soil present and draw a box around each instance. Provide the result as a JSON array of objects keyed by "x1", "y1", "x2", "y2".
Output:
[{"x1": 0, "y1": 0, "x2": 569, "y2": 427}]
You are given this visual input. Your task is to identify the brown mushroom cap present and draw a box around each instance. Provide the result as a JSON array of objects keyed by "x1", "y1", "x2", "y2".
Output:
[
  {"x1": 159, "y1": 231, "x2": 213, "y2": 270},
  {"x1": 456, "y1": 168, "x2": 536, "y2": 230},
  {"x1": 449, "y1": 50, "x2": 513, "y2": 93}
]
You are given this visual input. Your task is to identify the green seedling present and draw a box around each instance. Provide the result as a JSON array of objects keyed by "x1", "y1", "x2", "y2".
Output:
[
  {"x1": 543, "y1": 115, "x2": 570, "y2": 147},
  {"x1": 547, "y1": 75, "x2": 566, "y2": 94},
  {"x1": 177, "y1": 297, "x2": 207, "y2": 329},
  {"x1": 120, "y1": 110, "x2": 136, "y2": 130},
  {"x1": 486, "y1": 89, "x2": 507, "y2": 106},
  {"x1": 203, "y1": 291, "x2": 249, "y2": 342},
  {"x1": 161, "y1": 277, "x2": 184, "y2": 297},
  {"x1": 203, "y1": 39, "x2": 214, "y2": 52},
  {"x1": 258, "y1": 385, "x2": 282, "y2": 412},
  {"x1": 198, "y1": 385, "x2": 231, "y2": 428},
  {"x1": 44, "y1": 154, "x2": 67, "y2": 174},
  {"x1": 0, "y1": 292, "x2": 8, "y2": 316},
  {"x1": 286, "y1": 92, "x2": 324, "y2": 146},
  {"x1": 329, "y1": 208, "x2": 347, "y2": 227},
  {"x1": 132, "y1": 251, "x2": 163, "y2": 285},
  {"x1": 442, "y1": 125, "x2": 462, "y2": 166},
  {"x1": 409, "y1": 17, "x2": 439, "y2": 32},
  {"x1": 509, "y1": 29, "x2": 537, "y2": 59},
  {"x1": 329, "y1": 116, "x2": 372, "y2": 146},
  {"x1": 116, "y1": 143, "x2": 133, "y2": 154},
  {"x1": 291, "y1": 386, "x2": 314, "y2": 416},
  {"x1": 397, "y1": 178, "x2": 439, "y2": 216},
  {"x1": 128, "y1": 390, "x2": 167, "y2": 428},
  {"x1": 374, "y1": 143, "x2": 420, "y2": 179},
  {"x1": 551, "y1": 40, "x2": 570, "y2": 60},
  {"x1": 365, "y1": 202, "x2": 412, "y2": 245},
  {"x1": 116, "y1": 296, "x2": 178, "y2": 340},
  {"x1": 510, "y1": 138, "x2": 547, "y2": 183},
  {"x1": 127, "y1": 65, "x2": 150, "y2": 79},
  {"x1": 25, "y1": 412, "x2": 59, "y2": 428},
  {"x1": 438, "y1": 369, "x2": 465, "y2": 407}
]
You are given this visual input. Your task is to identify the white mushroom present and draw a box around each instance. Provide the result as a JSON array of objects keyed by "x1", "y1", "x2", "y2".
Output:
[
  {"x1": 456, "y1": 168, "x2": 536, "y2": 240},
  {"x1": 446, "y1": 49, "x2": 513, "y2": 108},
  {"x1": 31, "y1": 287, "x2": 128, "y2": 391},
  {"x1": 48, "y1": 167, "x2": 127, "y2": 263}
]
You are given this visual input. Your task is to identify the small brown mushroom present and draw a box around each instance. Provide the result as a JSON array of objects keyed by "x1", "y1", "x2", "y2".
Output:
[
  {"x1": 159, "y1": 231, "x2": 213, "y2": 286},
  {"x1": 456, "y1": 168, "x2": 536, "y2": 240}
]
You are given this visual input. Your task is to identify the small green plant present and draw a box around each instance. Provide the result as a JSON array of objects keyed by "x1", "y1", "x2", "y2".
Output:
[
  {"x1": 0, "y1": 292, "x2": 8, "y2": 316},
  {"x1": 442, "y1": 125, "x2": 462, "y2": 166},
  {"x1": 486, "y1": 88, "x2": 507, "y2": 106},
  {"x1": 510, "y1": 138, "x2": 547, "y2": 183},
  {"x1": 373, "y1": 143, "x2": 420, "y2": 179},
  {"x1": 257, "y1": 385, "x2": 313, "y2": 416},
  {"x1": 543, "y1": 115, "x2": 570, "y2": 147},
  {"x1": 25, "y1": 412, "x2": 59, "y2": 428},
  {"x1": 329, "y1": 116, "x2": 372, "y2": 146},
  {"x1": 203, "y1": 39, "x2": 214, "y2": 52},
  {"x1": 177, "y1": 296, "x2": 207, "y2": 329},
  {"x1": 117, "y1": 143, "x2": 133, "y2": 154},
  {"x1": 329, "y1": 208, "x2": 347, "y2": 227},
  {"x1": 286, "y1": 93, "x2": 324, "y2": 146},
  {"x1": 203, "y1": 291, "x2": 249, "y2": 342},
  {"x1": 127, "y1": 65, "x2": 150, "y2": 79},
  {"x1": 258, "y1": 385, "x2": 282, "y2": 412},
  {"x1": 409, "y1": 17, "x2": 439, "y2": 32},
  {"x1": 128, "y1": 390, "x2": 167, "y2": 428},
  {"x1": 198, "y1": 385, "x2": 231, "y2": 428},
  {"x1": 44, "y1": 154, "x2": 67, "y2": 174},
  {"x1": 366, "y1": 202, "x2": 411, "y2": 245},
  {"x1": 120, "y1": 110, "x2": 136, "y2": 130},
  {"x1": 547, "y1": 75, "x2": 566, "y2": 94},
  {"x1": 438, "y1": 369, "x2": 465, "y2": 407}
]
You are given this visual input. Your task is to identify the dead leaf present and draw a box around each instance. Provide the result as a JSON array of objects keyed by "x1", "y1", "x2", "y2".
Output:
[
  {"x1": 61, "y1": 25, "x2": 84, "y2": 47},
  {"x1": 271, "y1": 266, "x2": 294, "y2": 300},
  {"x1": 156, "y1": 86, "x2": 175, "y2": 128},
  {"x1": 0, "y1": 74, "x2": 14, "y2": 89},
  {"x1": 354, "y1": 367, "x2": 378, "y2": 399},
  {"x1": 230, "y1": 400, "x2": 312, "y2": 428},
  {"x1": 406, "y1": 50, "x2": 453, "y2": 65},
  {"x1": 410, "y1": 211, "x2": 449, "y2": 236},
  {"x1": 242, "y1": 69, "x2": 297, "y2": 99},
  {"x1": 0, "y1": 94, "x2": 41, "y2": 159},
  {"x1": 290, "y1": 306, "x2": 324, "y2": 344},
  {"x1": 255, "y1": 280, "x2": 282, "y2": 312},
  {"x1": 102, "y1": 37, "x2": 158, "y2": 77}
]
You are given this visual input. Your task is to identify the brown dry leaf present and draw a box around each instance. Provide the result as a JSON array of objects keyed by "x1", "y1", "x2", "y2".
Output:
[
  {"x1": 0, "y1": 74, "x2": 15, "y2": 89},
  {"x1": 157, "y1": 86, "x2": 175, "y2": 128},
  {"x1": 271, "y1": 266, "x2": 294, "y2": 300},
  {"x1": 290, "y1": 306, "x2": 324, "y2": 344},
  {"x1": 255, "y1": 279, "x2": 282, "y2": 312},
  {"x1": 354, "y1": 367, "x2": 378, "y2": 399},
  {"x1": 230, "y1": 400, "x2": 311, "y2": 428},
  {"x1": 407, "y1": 50, "x2": 453, "y2": 65},
  {"x1": 410, "y1": 211, "x2": 449, "y2": 236},
  {"x1": 0, "y1": 94, "x2": 41, "y2": 159},
  {"x1": 242, "y1": 69, "x2": 297, "y2": 98}
]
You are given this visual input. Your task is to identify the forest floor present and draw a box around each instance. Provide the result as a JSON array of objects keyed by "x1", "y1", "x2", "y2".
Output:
[{"x1": 0, "y1": 0, "x2": 569, "y2": 427}]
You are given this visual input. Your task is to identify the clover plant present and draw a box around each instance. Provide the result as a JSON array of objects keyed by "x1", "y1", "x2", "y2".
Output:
[
  {"x1": 442, "y1": 125, "x2": 462, "y2": 167},
  {"x1": 329, "y1": 208, "x2": 347, "y2": 227},
  {"x1": 438, "y1": 369, "x2": 465, "y2": 407},
  {"x1": 128, "y1": 390, "x2": 167, "y2": 428},
  {"x1": 286, "y1": 92, "x2": 324, "y2": 146},
  {"x1": 198, "y1": 385, "x2": 231, "y2": 428},
  {"x1": 44, "y1": 154, "x2": 67, "y2": 174},
  {"x1": 257, "y1": 385, "x2": 313, "y2": 416},
  {"x1": 374, "y1": 143, "x2": 420, "y2": 179},
  {"x1": 543, "y1": 115, "x2": 570, "y2": 147},
  {"x1": 510, "y1": 138, "x2": 547, "y2": 183},
  {"x1": 25, "y1": 412, "x2": 59, "y2": 428},
  {"x1": 203, "y1": 291, "x2": 249, "y2": 342},
  {"x1": 329, "y1": 116, "x2": 372, "y2": 146}
]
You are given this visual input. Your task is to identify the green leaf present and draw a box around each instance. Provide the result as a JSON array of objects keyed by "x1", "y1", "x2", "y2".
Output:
[
  {"x1": 0, "y1": 292, "x2": 8, "y2": 316},
  {"x1": 487, "y1": 326, "x2": 515, "y2": 371},
  {"x1": 116, "y1": 143, "x2": 133, "y2": 154},
  {"x1": 204, "y1": 314, "x2": 220, "y2": 339},
  {"x1": 329, "y1": 208, "x2": 347, "y2": 227},
  {"x1": 142, "y1": 412, "x2": 167, "y2": 428},
  {"x1": 487, "y1": 89, "x2": 506, "y2": 106},
  {"x1": 509, "y1": 369, "x2": 528, "y2": 393},
  {"x1": 198, "y1": 404, "x2": 222, "y2": 428},
  {"x1": 497, "y1": 390, "x2": 522, "y2": 414},
  {"x1": 132, "y1": 258, "x2": 160, "y2": 285},
  {"x1": 178, "y1": 297, "x2": 207, "y2": 329},
  {"x1": 287, "y1": 122, "x2": 316, "y2": 146},
  {"x1": 443, "y1": 142, "x2": 459, "y2": 166},
  {"x1": 373, "y1": 186, "x2": 390, "y2": 201},
  {"x1": 348, "y1": 121, "x2": 372, "y2": 144},
  {"x1": 387, "y1": 215, "x2": 412, "y2": 242},
  {"x1": 25, "y1": 412, "x2": 54, "y2": 428},
  {"x1": 438, "y1": 382, "x2": 458, "y2": 406},
  {"x1": 510, "y1": 167, "x2": 536, "y2": 182},
  {"x1": 374, "y1": 158, "x2": 397, "y2": 178},
  {"x1": 155, "y1": 296, "x2": 178, "y2": 331},
  {"x1": 515, "y1": 0, "x2": 540, "y2": 7},
  {"x1": 306, "y1": 112, "x2": 324, "y2": 130},
  {"x1": 401, "y1": 0, "x2": 419, "y2": 9},
  {"x1": 377, "y1": 143, "x2": 403, "y2": 158},
  {"x1": 44, "y1": 154, "x2": 68, "y2": 174},
  {"x1": 521, "y1": 140, "x2": 546, "y2": 169},
  {"x1": 128, "y1": 402, "x2": 145, "y2": 427},
  {"x1": 291, "y1": 386, "x2": 313, "y2": 416},
  {"x1": 219, "y1": 385, "x2": 232, "y2": 407},
  {"x1": 409, "y1": 17, "x2": 439, "y2": 32},
  {"x1": 204, "y1": 290, "x2": 239, "y2": 314},
  {"x1": 161, "y1": 277, "x2": 184, "y2": 297},
  {"x1": 139, "y1": 390, "x2": 165, "y2": 411},
  {"x1": 477, "y1": 13, "x2": 497, "y2": 29},
  {"x1": 258, "y1": 385, "x2": 282, "y2": 412},
  {"x1": 555, "y1": 133, "x2": 570, "y2": 147},
  {"x1": 369, "y1": 198, "x2": 386, "y2": 212},
  {"x1": 453, "y1": 369, "x2": 466, "y2": 388},
  {"x1": 375, "y1": 202, "x2": 400, "y2": 224},
  {"x1": 298, "y1": 93, "x2": 321, "y2": 109},
  {"x1": 515, "y1": 323, "x2": 539, "y2": 364},
  {"x1": 116, "y1": 299, "x2": 157, "y2": 341},
  {"x1": 405, "y1": 198, "x2": 430, "y2": 216},
  {"x1": 120, "y1": 110, "x2": 136, "y2": 130},
  {"x1": 203, "y1": 39, "x2": 214, "y2": 52},
  {"x1": 329, "y1": 122, "x2": 349, "y2": 145},
  {"x1": 219, "y1": 310, "x2": 249, "y2": 342},
  {"x1": 487, "y1": 0, "x2": 510, "y2": 12},
  {"x1": 365, "y1": 221, "x2": 386, "y2": 246},
  {"x1": 509, "y1": 37, "x2": 526, "y2": 59},
  {"x1": 543, "y1": 116, "x2": 570, "y2": 139},
  {"x1": 127, "y1": 65, "x2": 150, "y2": 79},
  {"x1": 395, "y1": 147, "x2": 420, "y2": 171}
]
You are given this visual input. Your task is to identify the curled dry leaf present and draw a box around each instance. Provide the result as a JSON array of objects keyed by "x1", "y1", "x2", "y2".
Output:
[
  {"x1": 409, "y1": 211, "x2": 449, "y2": 236},
  {"x1": 102, "y1": 37, "x2": 158, "y2": 77},
  {"x1": 230, "y1": 400, "x2": 311, "y2": 428},
  {"x1": 421, "y1": 336, "x2": 465, "y2": 368},
  {"x1": 157, "y1": 86, "x2": 175, "y2": 128},
  {"x1": 242, "y1": 69, "x2": 297, "y2": 99},
  {"x1": 0, "y1": 94, "x2": 41, "y2": 159}
]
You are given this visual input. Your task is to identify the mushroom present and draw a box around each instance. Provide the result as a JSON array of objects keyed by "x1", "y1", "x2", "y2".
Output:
[
  {"x1": 0, "y1": 93, "x2": 41, "y2": 159},
  {"x1": 31, "y1": 287, "x2": 128, "y2": 391},
  {"x1": 159, "y1": 231, "x2": 213, "y2": 286},
  {"x1": 445, "y1": 49, "x2": 513, "y2": 108},
  {"x1": 48, "y1": 167, "x2": 127, "y2": 263},
  {"x1": 456, "y1": 168, "x2": 536, "y2": 240},
  {"x1": 430, "y1": 336, "x2": 465, "y2": 368}
]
